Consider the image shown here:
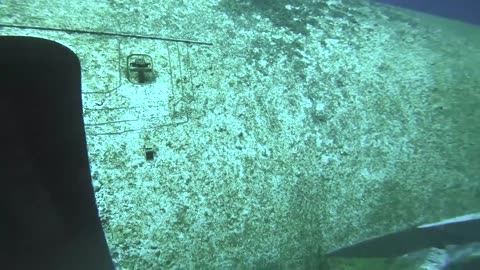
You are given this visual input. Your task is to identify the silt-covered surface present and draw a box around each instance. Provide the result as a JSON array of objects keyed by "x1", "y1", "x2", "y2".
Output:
[{"x1": 1, "y1": 0, "x2": 479, "y2": 268}]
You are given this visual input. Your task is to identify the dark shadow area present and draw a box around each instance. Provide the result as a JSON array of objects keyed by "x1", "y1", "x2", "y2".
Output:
[
  {"x1": 0, "y1": 36, "x2": 114, "y2": 270},
  {"x1": 375, "y1": 0, "x2": 480, "y2": 25}
]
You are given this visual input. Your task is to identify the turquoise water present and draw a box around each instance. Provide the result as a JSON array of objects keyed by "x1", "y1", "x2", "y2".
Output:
[
  {"x1": 375, "y1": 0, "x2": 480, "y2": 25},
  {"x1": 1, "y1": 1, "x2": 479, "y2": 269}
]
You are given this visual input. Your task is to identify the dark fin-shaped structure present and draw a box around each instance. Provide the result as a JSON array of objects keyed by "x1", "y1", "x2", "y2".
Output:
[
  {"x1": 327, "y1": 214, "x2": 480, "y2": 258},
  {"x1": 0, "y1": 36, "x2": 114, "y2": 270}
]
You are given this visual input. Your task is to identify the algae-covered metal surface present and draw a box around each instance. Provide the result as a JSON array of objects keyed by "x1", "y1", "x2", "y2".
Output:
[{"x1": 1, "y1": 0, "x2": 479, "y2": 269}]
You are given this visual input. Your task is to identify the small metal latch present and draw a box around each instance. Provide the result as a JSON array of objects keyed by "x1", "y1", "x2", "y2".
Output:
[
  {"x1": 144, "y1": 145, "x2": 156, "y2": 161},
  {"x1": 127, "y1": 54, "x2": 155, "y2": 84}
]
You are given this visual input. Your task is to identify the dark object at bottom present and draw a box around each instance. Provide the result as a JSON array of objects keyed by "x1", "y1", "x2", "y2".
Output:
[
  {"x1": 327, "y1": 215, "x2": 480, "y2": 258},
  {"x1": 0, "y1": 37, "x2": 114, "y2": 270}
]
